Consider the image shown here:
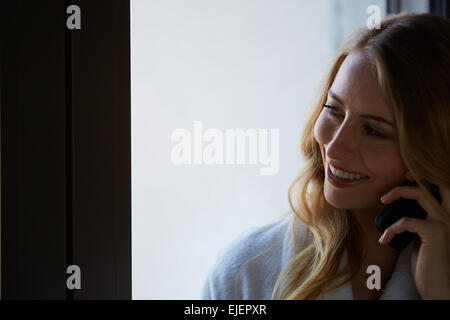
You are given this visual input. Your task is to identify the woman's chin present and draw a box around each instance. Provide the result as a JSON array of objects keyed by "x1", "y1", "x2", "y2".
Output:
[
  {"x1": 324, "y1": 190, "x2": 382, "y2": 212},
  {"x1": 324, "y1": 193, "x2": 347, "y2": 209},
  {"x1": 324, "y1": 188, "x2": 362, "y2": 210}
]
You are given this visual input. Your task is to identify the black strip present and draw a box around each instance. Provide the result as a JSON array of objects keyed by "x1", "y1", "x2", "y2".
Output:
[
  {"x1": 430, "y1": 0, "x2": 441, "y2": 15},
  {"x1": 387, "y1": 0, "x2": 401, "y2": 14},
  {"x1": 64, "y1": 1, "x2": 74, "y2": 301},
  {"x1": 430, "y1": 0, "x2": 449, "y2": 17}
]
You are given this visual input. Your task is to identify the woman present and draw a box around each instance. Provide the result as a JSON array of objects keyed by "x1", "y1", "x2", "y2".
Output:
[{"x1": 202, "y1": 12, "x2": 450, "y2": 300}]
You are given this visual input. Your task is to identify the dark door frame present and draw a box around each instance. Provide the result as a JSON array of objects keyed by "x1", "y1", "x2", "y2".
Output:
[
  {"x1": 388, "y1": 0, "x2": 449, "y2": 17},
  {"x1": 430, "y1": 0, "x2": 449, "y2": 17},
  {"x1": 1, "y1": 0, "x2": 131, "y2": 299}
]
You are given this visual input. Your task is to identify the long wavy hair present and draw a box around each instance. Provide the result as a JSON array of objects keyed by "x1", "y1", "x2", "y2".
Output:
[{"x1": 271, "y1": 13, "x2": 450, "y2": 300}]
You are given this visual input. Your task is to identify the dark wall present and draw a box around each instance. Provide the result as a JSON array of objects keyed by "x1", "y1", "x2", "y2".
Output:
[
  {"x1": 1, "y1": 0, "x2": 67, "y2": 299},
  {"x1": 1, "y1": 0, "x2": 131, "y2": 299}
]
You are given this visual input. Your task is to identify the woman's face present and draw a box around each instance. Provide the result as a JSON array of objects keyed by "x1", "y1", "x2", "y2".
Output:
[{"x1": 314, "y1": 51, "x2": 407, "y2": 211}]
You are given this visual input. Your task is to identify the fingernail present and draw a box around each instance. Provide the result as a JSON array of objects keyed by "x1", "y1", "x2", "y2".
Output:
[
  {"x1": 379, "y1": 231, "x2": 386, "y2": 244},
  {"x1": 380, "y1": 193, "x2": 389, "y2": 202}
]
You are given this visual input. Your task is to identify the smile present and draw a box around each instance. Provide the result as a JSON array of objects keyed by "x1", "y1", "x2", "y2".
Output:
[
  {"x1": 327, "y1": 163, "x2": 369, "y2": 188},
  {"x1": 329, "y1": 163, "x2": 368, "y2": 180}
]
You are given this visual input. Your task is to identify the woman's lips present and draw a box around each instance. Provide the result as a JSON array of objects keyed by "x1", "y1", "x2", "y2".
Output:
[
  {"x1": 328, "y1": 162, "x2": 368, "y2": 177},
  {"x1": 327, "y1": 162, "x2": 369, "y2": 188}
]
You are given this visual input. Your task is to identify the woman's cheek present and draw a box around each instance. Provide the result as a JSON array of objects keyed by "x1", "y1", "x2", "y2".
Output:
[
  {"x1": 361, "y1": 142, "x2": 405, "y2": 178},
  {"x1": 361, "y1": 140, "x2": 386, "y2": 157}
]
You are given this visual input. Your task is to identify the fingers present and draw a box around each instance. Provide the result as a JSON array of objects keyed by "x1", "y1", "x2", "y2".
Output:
[{"x1": 379, "y1": 217, "x2": 447, "y2": 246}]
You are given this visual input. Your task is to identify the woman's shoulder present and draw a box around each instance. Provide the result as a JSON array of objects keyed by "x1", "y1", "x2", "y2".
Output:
[{"x1": 201, "y1": 214, "x2": 310, "y2": 300}]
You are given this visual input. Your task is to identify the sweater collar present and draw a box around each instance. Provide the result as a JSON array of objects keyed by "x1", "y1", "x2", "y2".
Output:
[{"x1": 321, "y1": 239, "x2": 422, "y2": 300}]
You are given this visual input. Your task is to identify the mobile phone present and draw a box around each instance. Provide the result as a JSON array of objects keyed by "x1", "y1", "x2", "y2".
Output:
[{"x1": 374, "y1": 179, "x2": 442, "y2": 251}]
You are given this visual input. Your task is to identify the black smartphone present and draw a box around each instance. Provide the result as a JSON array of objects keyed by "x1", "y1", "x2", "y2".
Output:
[{"x1": 374, "y1": 179, "x2": 442, "y2": 251}]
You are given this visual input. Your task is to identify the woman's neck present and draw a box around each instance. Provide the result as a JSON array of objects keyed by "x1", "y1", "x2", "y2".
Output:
[{"x1": 349, "y1": 208, "x2": 400, "y2": 272}]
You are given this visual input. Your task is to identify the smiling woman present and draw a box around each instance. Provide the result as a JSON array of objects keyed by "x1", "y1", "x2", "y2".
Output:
[
  {"x1": 315, "y1": 50, "x2": 406, "y2": 212},
  {"x1": 277, "y1": 12, "x2": 450, "y2": 300},
  {"x1": 202, "y1": 12, "x2": 450, "y2": 300}
]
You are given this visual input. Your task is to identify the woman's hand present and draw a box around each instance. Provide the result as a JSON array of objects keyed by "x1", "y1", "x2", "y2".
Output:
[{"x1": 378, "y1": 171, "x2": 450, "y2": 300}]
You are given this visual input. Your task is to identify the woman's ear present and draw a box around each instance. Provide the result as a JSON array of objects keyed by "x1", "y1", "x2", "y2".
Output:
[
  {"x1": 403, "y1": 171, "x2": 418, "y2": 187},
  {"x1": 405, "y1": 171, "x2": 414, "y2": 181}
]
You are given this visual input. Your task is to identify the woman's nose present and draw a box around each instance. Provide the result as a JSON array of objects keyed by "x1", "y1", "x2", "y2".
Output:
[{"x1": 326, "y1": 120, "x2": 359, "y2": 159}]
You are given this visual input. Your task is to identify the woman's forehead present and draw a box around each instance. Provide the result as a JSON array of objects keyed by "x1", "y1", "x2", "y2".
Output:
[{"x1": 329, "y1": 51, "x2": 392, "y2": 120}]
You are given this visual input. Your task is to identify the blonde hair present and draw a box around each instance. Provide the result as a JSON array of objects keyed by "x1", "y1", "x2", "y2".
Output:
[{"x1": 272, "y1": 13, "x2": 450, "y2": 300}]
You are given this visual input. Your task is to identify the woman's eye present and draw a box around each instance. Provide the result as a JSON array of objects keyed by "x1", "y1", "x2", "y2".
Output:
[
  {"x1": 364, "y1": 125, "x2": 385, "y2": 138},
  {"x1": 323, "y1": 104, "x2": 340, "y2": 116},
  {"x1": 323, "y1": 104, "x2": 386, "y2": 139}
]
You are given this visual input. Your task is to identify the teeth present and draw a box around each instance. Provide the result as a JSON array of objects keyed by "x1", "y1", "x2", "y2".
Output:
[{"x1": 330, "y1": 164, "x2": 367, "y2": 180}]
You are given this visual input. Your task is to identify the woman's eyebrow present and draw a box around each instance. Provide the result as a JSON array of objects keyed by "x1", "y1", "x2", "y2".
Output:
[{"x1": 327, "y1": 89, "x2": 396, "y2": 128}]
